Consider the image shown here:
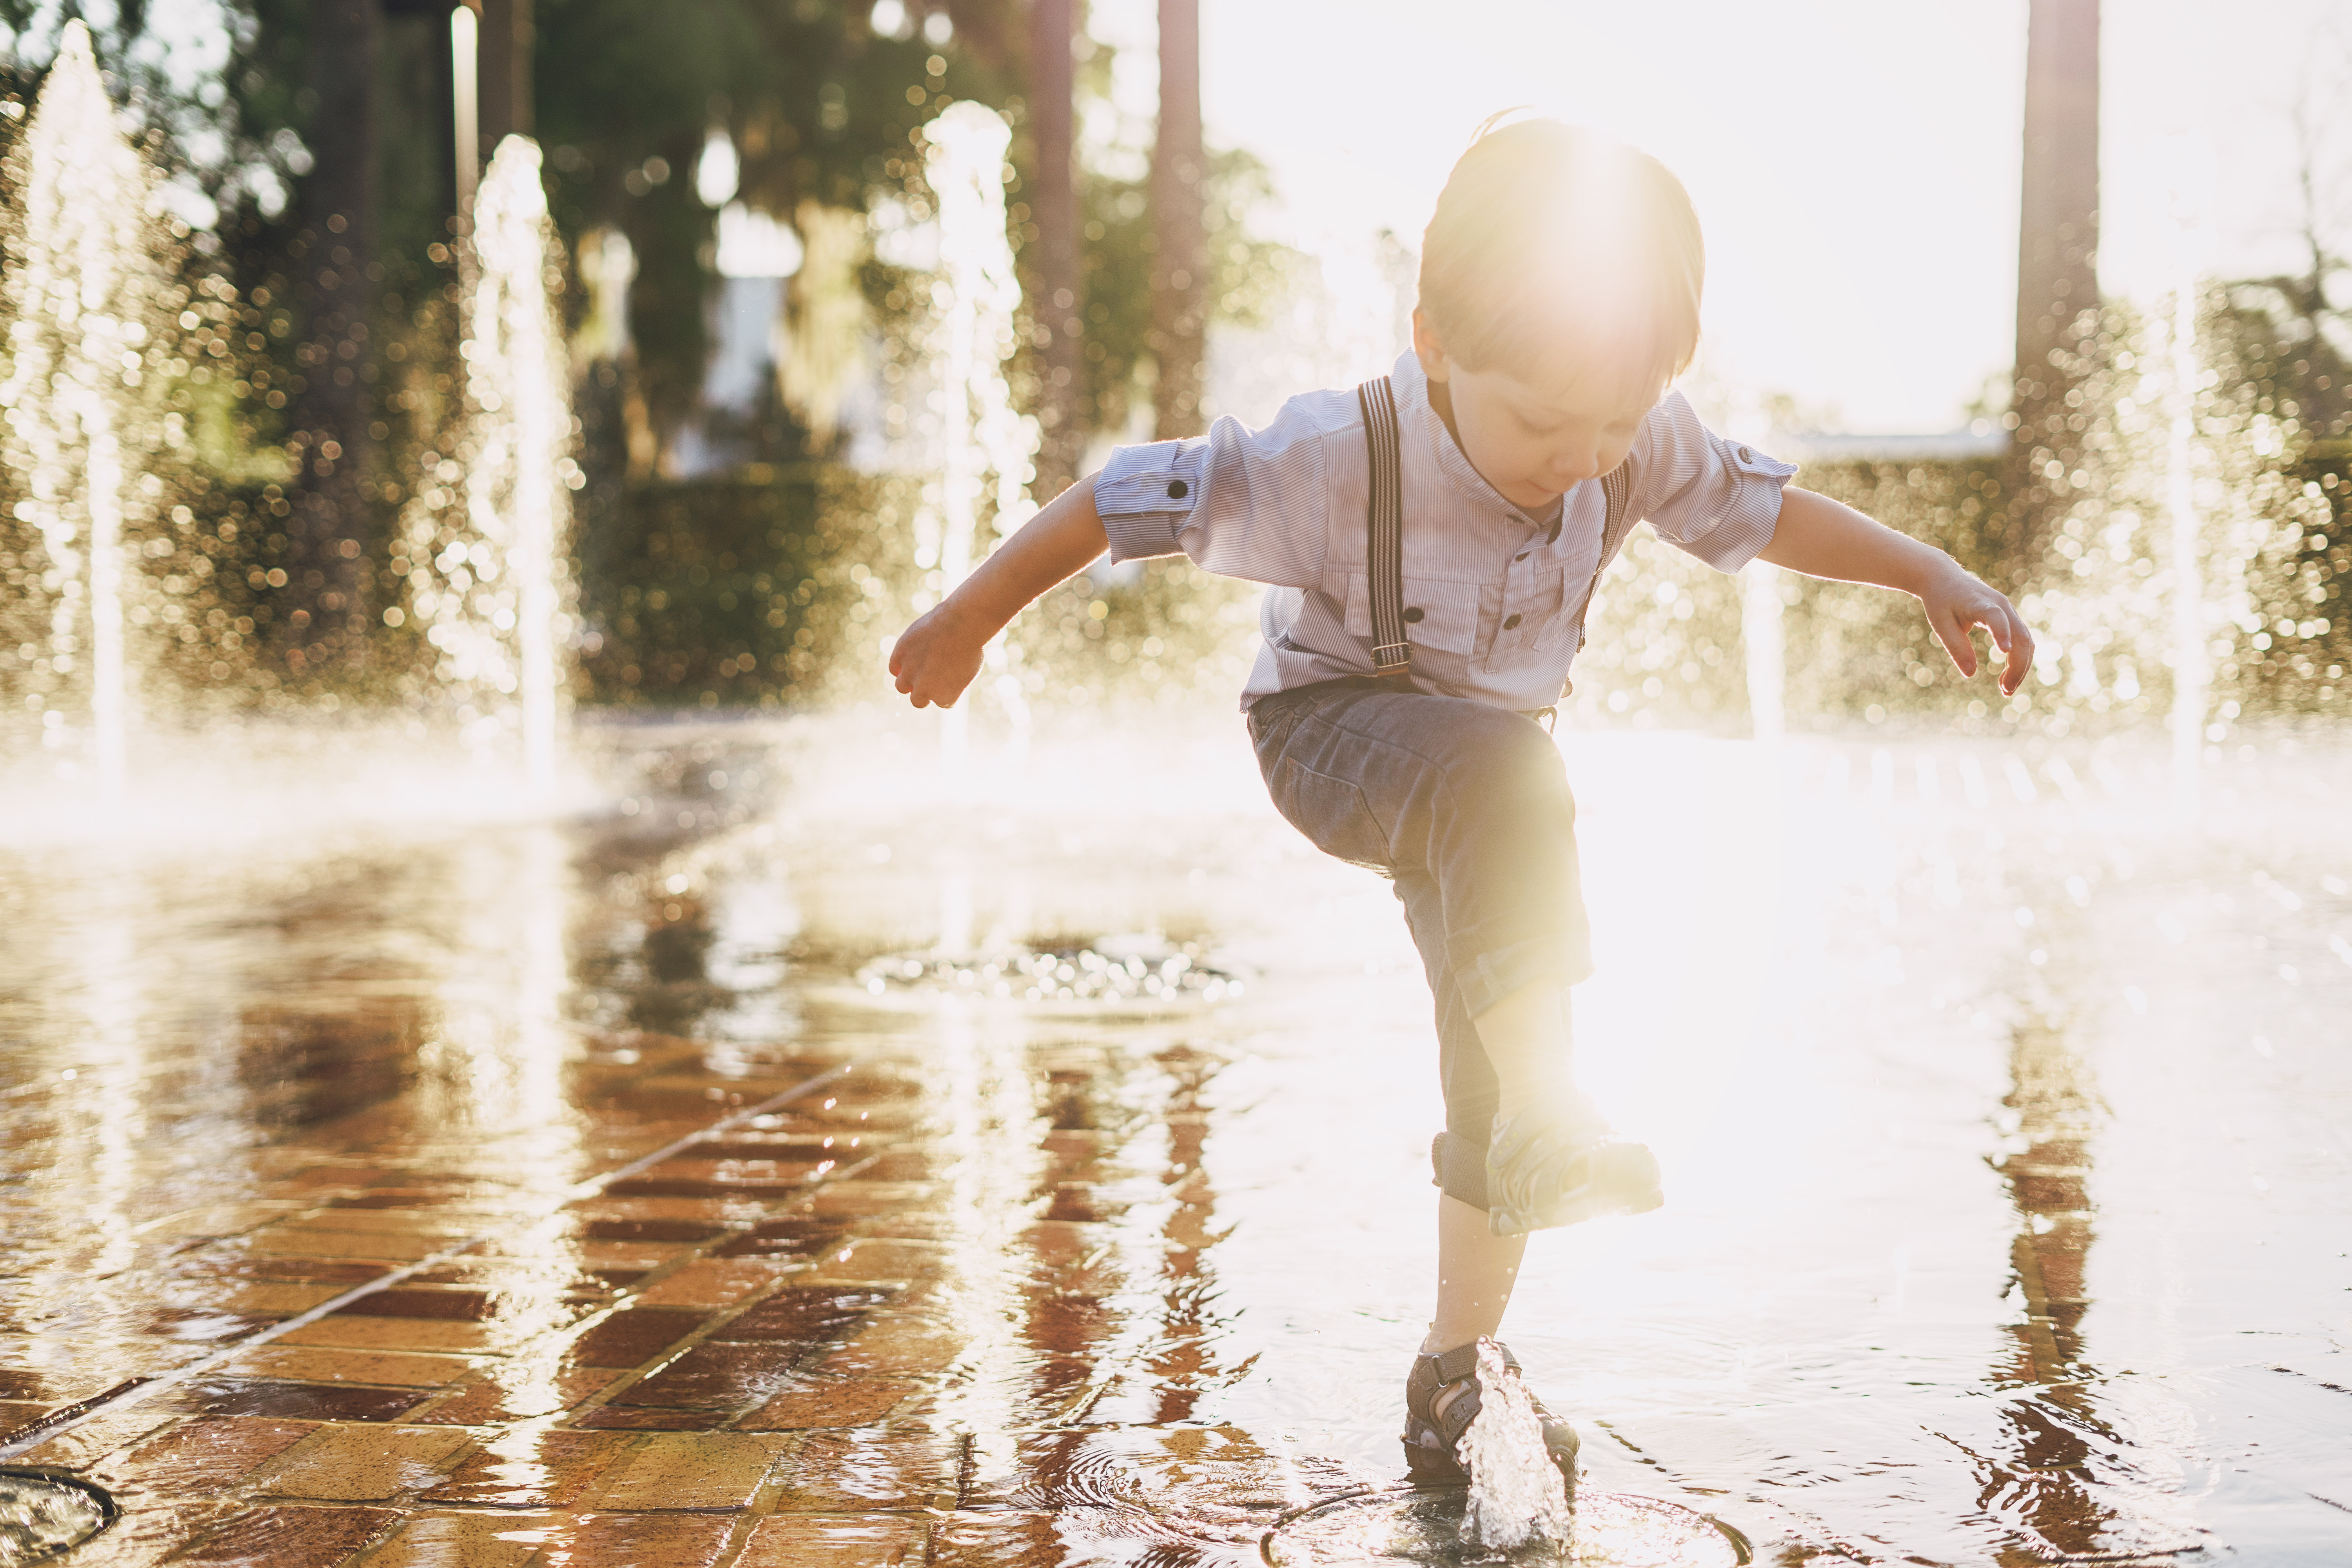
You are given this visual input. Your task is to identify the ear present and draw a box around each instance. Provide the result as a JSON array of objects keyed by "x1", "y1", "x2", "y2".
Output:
[{"x1": 1410, "y1": 308, "x2": 1451, "y2": 385}]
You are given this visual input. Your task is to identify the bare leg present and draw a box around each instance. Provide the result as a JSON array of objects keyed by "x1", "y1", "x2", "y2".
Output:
[{"x1": 1421, "y1": 1192, "x2": 1527, "y2": 1354}]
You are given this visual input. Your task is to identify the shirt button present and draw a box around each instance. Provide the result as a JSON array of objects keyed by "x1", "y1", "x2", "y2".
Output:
[
  {"x1": 1735, "y1": 446, "x2": 1752, "y2": 463},
  {"x1": 1504, "y1": 613, "x2": 1523, "y2": 630},
  {"x1": 1403, "y1": 606, "x2": 1424, "y2": 624},
  {"x1": 1167, "y1": 479, "x2": 1188, "y2": 499}
]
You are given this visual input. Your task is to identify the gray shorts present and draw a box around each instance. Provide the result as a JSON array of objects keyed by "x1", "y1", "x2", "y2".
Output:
[{"x1": 1246, "y1": 678, "x2": 1593, "y2": 1209}]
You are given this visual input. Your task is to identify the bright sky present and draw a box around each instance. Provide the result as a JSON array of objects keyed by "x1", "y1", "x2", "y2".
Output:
[{"x1": 1091, "y1": 0, "x2": 2350, "y2": 432}]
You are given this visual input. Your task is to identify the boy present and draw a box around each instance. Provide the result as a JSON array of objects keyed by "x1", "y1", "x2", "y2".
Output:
[{"x1": 889, "y1": 118, "x2": 2033, "y2": 1490}]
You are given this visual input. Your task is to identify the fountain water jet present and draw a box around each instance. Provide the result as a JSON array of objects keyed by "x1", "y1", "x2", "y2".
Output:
[
  {"x1": 402, "y1": 135, "x2": 575, "y2": 799},
  {"x1": 919, "y1": 103, "x2": 1038, "y2": 779},
  {"x1": 2163, "y1": 279, "x2": 2206, "y2": 814},
  {"x1": 1740, "y1": 562, "x2": 1786, "y2": 744},
  {"x1": 0, "y1": 22, "x2": 178, "y2": 802}
]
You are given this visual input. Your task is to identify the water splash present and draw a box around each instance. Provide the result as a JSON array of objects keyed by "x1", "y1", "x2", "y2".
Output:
[
  {"x1": 0, "y1": 21, "x2": 177, "y2": 801},
  {"x1": 918, "y1": 102, "x2": 1038, "y2": 774},
  {"x1": 857, "y1": 936, "x2": 1243, "y2": 1005},
  {"x1": 1457, "y1": 1338, "x2": 1574, "y2": 1559},
  {"x1": 401, "y1": 136, "x2": 576, "y2": 797},
  {"x1": 2161, "y1": 278, "x2": 2206, "y2": 813},
  {"x1": 1740, "y1": 562, "x2": 1786, "y2": 744}
]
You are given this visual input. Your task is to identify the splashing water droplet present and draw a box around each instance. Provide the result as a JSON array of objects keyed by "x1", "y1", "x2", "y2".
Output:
[{"x1": 1458, "y1": 1338, "x2": 1574, "y2": 1557}]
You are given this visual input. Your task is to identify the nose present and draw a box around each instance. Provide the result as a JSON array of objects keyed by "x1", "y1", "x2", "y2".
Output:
[{"x1": 1548, "y1": 443, "x2": 1601, "y2": 488}]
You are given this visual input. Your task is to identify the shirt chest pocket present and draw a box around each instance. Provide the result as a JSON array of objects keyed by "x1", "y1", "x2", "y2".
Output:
[
  {"x1": 1338, "y1": 571, "x2": 1479, "y2": 657},
  {"x1": 1521, "y1": 566, "x2": 1575, "y2": 654}
]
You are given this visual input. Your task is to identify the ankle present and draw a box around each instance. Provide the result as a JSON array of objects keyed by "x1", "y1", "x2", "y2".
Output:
[{"x1": 1418, "y1": 1326, "x2": 1487, "y2": 1357}]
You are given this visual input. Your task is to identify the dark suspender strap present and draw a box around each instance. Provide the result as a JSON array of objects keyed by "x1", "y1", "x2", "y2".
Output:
[
  {"x1": 1356, "y1": 376, "x2": 1410, "y2": 679},
  {"x1": 1599, "y1": 459, "x2": 1634, "y2": 560},
  {"x1": 1575, "y1": 457, "x2": 1637, "y2": 654}
]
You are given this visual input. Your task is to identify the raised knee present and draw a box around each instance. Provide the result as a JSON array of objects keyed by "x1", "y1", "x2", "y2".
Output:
[{"x1": 1435, "y1": 710, "x2": 1568, "y2": 801}]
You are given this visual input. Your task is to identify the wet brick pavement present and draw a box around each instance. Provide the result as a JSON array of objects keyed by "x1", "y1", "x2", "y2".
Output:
[
  {"x1": 10, "y1": 719, "x2": 2351, "y2": 1564},
  {"x1": 1, "y1": 1014, "x2": 1347, "y2": 1567}
]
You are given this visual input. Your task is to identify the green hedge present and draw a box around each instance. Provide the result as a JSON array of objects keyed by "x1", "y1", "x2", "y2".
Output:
[{"x1": 575, "y1": 465, "x2": 920, "y2": 709}]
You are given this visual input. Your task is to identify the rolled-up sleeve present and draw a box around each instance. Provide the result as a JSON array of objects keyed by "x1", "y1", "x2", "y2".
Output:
[
  {"x1": 1091, "y1": 393, "x2": 1340, "y2": 588},
  {"x1": 1633, "y1": 392, "x2": 1799, "y2": 572},
  {"x1": 1094, "y1": 440, "x2": 1205, "y2": 561}
]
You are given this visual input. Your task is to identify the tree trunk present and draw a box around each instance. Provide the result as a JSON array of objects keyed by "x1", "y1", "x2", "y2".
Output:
[
  {"x1": 2009, "y1": 0, "x2": 2099, "y2": 564},
  {"x1": 296, "y1": 0, "x2": 379, "y2": 663},
  {"x1": 1027, "y1": 0, "x2": 1083, "y2": 495},
  {"x1": 1149, "y1": 0, "x2": 1207, "y2": 441},
  {"x1": 476, "y1": 0, "x2": 534, "y2": 152}
]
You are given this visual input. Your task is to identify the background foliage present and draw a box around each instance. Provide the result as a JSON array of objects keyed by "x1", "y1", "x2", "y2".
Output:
[{"x1": 0, "y1": 2, "x2": 2340, "y2": 736}]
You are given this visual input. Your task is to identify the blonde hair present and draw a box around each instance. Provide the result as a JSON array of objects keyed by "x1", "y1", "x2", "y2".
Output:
[{"x1": 1417, "y1": 116, "x2": 1704, "y2": 395}]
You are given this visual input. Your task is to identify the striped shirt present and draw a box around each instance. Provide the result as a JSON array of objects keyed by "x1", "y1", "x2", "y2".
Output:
[{"x1": 1094, "y1": 350, "x2": 1798, "y2": 711}]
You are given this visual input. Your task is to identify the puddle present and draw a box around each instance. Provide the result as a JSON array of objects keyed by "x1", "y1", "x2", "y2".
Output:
[{"x1": 0, "y1": 1472, "x2": 111, "y2": 1564}]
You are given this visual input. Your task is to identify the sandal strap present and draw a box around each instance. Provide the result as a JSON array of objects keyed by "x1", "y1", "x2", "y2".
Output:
[{"x1": 1419, "y1": 1339, "x2": 1519, "y2": 1386}]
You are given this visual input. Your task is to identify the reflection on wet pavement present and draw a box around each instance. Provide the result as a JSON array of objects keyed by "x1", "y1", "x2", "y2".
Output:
[{"x1": 1, "y1": 714, "x2": 2348, "y2": 1564}]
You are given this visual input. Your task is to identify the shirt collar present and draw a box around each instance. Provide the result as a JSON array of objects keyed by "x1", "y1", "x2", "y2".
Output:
[{"x1": 1390, "y1": 349, "x2": 1563, "y2": 538}]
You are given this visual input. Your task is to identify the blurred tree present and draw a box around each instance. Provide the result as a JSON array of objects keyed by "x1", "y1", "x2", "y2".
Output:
[
  {"x1": 1053, "y1": 146, "x2": 1286, "y2": 447},
  {"x1": 1147, "y1": 0, "x2": 1204, "y2": 440},
  {"x1": 2008, "y1": 0, "x2": 2100, "y2": 568},
  {"x1": 531, "y1": 0, "x2": 1019, "y2": 470},
  {"x1": 296, "y1": 0, "x2": 378, "y2": 657},
  {"x1": 2226, "y1": 66, "x2": 2351, "y2": 443},
  {"x1": 1025, "y1": 0, "x2": 1082, "y2": 494},
  {"x1": 477, "y1": 0, "x2": 531, "y2": 152}
]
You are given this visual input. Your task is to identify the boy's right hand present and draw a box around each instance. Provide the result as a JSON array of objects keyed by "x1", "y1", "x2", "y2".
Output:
[{"x1": 889, "y1": 601, "x2": 987, "y2": 709}]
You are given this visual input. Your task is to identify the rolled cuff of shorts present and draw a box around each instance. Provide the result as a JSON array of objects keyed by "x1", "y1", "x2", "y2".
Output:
[
  {"x1": 1454, "y1": 929, "x2": 1594, "y2": 1023},
  {"x1": 1432, "y1": 1130, "x2": 1490, "y2": 1209}
]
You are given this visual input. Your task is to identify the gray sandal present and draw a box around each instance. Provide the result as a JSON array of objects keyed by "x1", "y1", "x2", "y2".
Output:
[
  {"x1": 1401, "y1": 1339, "x2": 1579, "y2": 1497},
  {"x1": 1484, "y1": 1098, "x2": 1663, "y2": 1237}
]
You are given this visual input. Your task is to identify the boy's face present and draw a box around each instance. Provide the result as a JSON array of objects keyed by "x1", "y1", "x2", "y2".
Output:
[{"x1": 1412, "y1": 310, "x2": 1664, "y2": 512}]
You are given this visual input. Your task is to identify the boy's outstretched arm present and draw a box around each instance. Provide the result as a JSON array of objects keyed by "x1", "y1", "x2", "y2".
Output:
[
  {"x1": 889, "y1": 475, "x2": 1109, "y2": 708},
  {"x1": 1758, "y1": 486, "x2": 2036, "y2": 697}
]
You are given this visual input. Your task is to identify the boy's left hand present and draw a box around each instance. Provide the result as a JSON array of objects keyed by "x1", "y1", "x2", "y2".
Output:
[{"x1": 1918, "y1": 563, "x2": 2034, "y2": 696}]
